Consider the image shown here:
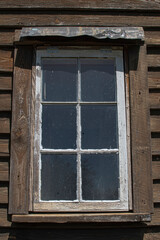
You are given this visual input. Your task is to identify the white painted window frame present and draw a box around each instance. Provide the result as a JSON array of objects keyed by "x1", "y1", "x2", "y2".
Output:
[{"x1": 33, "y1": 48, "x2": 129, "y2": 212}]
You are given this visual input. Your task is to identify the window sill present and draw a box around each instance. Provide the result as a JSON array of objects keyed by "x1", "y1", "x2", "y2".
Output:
[{"x1": 12, "y1": 213, "x2": 151, "y2": 223}]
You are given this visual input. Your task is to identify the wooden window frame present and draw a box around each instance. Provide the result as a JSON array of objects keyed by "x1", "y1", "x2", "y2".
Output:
[
  {"x1": 9, "y1": 40, "x2": 153, "y2": 222},
  {"x1": 33, "y1": 48, "x2": 129, "y2": 212}
]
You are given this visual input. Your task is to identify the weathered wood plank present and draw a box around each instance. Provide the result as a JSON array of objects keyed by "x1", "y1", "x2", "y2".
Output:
[
  {"x1": 129, "y1": 45, "x2": 152, "y2": 213},
  {"x1": 144, "y1": 231, "x2": 160, "y2": 240},
  {"x1": 0, "y1": 161, "x2": 9, "y2": 181},
  {"x1": 0, "y1": 14, "x2": 159, "y2": 27},
  {"x1": 0, "y1": 49, "x2": 13, "y2": 72},
  {"x1": 0, "y1": 94, "x2": 11, "y2": 111},
  {"x1": 0, "y1": 0, "x2": 160, "y2": 10},
  {"x1": 12, "y1": 213, "x2": 151, "y2": 223},
  {"x1": 150, "y1": 116, "x2": 160, "y2": 132},
  {"x1": 0, "y1": 232, "x2": 10, "y2": 240},
  {"x1": 148, "y1": 55, "x2": 160, "y2": 67},
  {"x1": 0, "y1": 30, "x2": 14, "y2": 46},
  {"x1": 0, "y1": 118, "x2": 10, "y2": 134},
  {"x1": 150, "y1": 207, "x2": 160, "y2": 225},
  {"x1": 152, "y1": 161, "x2": 160, "y2": 180},
  {"x1": 145, "y1": 31, "x2": 160, "y2": 45},
  {"x1": 153, "y1": 184, "x2": 160, "y2": 203},
  {"x1": 151, "y1": 138, "x2": 160, "y2": 154},
  {"x1": 0, "y1": 139, "x2": 9, "y2": 157},
  {"x1": 0, "y1": 75, "x2": 12, "y2": 90},
  {"x1": 9, "y1": 46, "x2": 33, "y2": 214},
  {"x1": 148, "y1": 72, "x2": 160, "y2": 89},
  {"x1": 149, "y1": 93, "x2": 160, "y2": 109},
  {"x1": 0, "y1": 207, "x2": 11, "y2": 227},
  {"x1": 0, "y1": 184, "x2": 8, "y2": 204}
]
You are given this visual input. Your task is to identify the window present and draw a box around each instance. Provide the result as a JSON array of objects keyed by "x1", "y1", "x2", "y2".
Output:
[
  {"x1": 9, "y1": 27, "x2": 152, "y2": 222},
  {"x1": 33, "y1": 49, "x2": 129, "y2": 212}
]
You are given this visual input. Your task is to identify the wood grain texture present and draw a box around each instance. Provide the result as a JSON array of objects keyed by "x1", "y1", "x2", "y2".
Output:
[
  {"x1": 0, "y1": 118, "x2": 10, "y2": 134},
  {"x1": 0, "y1": 0, "x2": 160, "y2": 10},
  {"x1": 0, "y1": 161, "x2": 9, "y2": 181},
  {"x1": 148, "y1": 55, "x2": 160, "y2": 68},
  {"x1": 9, "y1": 46, "x2": 33, "y2": 214},
  {"x1": 0, "y1": 76, "x2": 12, "y2": 90},
  {"x1": 149, "y1": 93, "x2": 160, "y2": 109},
  {"x1": 12, "y1": 213, "x2": 151, "y2": 223},
  {"x1": 0, "y1": 14, "x2": 159, "y2": 27},
  {"x1": 0, "y1": 49, "x2": 13, "y2": 72},
  {"x1": 0, "y1": 94, "x2": 11, "y2": 111},
  {"x1": 148, "y1": 72, "x2": 160, "y2": 89},
  {"x1": 150, "y1": 207, "x2": 160, "y2": 225},
  {"x1": 145, "y1": 31, "x2": 160, "y2": 45},
  {"x1": 129, "y1": 45, "x2": 153, "y2": 213},
  {"x1": 0, "y1": 139, "x2": 9, "y2": 157},
  {"x1": 152, "y1": 138, "x2": 160, "y2": 155},
  {"x1": 0, "y1": 183, "x2": 8, "y2": 204},
  {"x1": 150, "y1": 116, "x2": 160, "y2": 132},
  {"x1": 153, "y1": 184, "x2": 160, "y2": 203},
  {"x1": 0, "y1": 207, "x2": 11, "y2": 227},
  {"x1": 0, "y1": 30, "x2": 14, "y2": 46}
]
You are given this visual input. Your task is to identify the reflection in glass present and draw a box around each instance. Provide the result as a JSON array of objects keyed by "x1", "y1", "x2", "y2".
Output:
[
  {"x1": 42, "y1": 105, "x2": 76, "y2": 149},
  {"x1": 81, "y1": 105, "x2": 118, "y2": 149},
  {"x1": 81, "y1": 59, "x2": 116, "y2": 101},
  {"x1": 81, "y1": 154, "x2": 119, "y2": 200},
  {"x1": 41, "y1": 154, "x2": 77, "y2": 200},
  {"x1": 42, "y1": 58, "x2": 77, "y2": 101}
]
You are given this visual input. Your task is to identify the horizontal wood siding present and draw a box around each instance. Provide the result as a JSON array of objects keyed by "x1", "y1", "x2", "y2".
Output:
[
  {"x1": 147, "y1": 35, "x2": 160, "y2": 226},
  {"x1": 0, "y1": 27, "x2": 13, "y2": 236},
  {"x1": 0, "y1": 13, "x2": 159, "y2": 27},
  {"x1": 0, "y1": 161, "x2": 9, "y2": 181},
  {"x1": 0, "y1": 7, "x2": 160, "y2": 240},
  {"x1": 0, "y1": 0, "x2": 159, "y2": 10}
]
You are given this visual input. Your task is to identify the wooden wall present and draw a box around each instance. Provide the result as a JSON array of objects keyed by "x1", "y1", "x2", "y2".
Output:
[{"x1": 0, "y1": 2, "x2": 160, "y2": 239}]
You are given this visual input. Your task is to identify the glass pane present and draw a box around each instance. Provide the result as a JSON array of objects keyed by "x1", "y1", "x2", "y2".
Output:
[
  {"x1": 81, "y1": 154, "x2": 119, "y2": 200},
  {"x1": 41, "y1": 154, "x2": 77, "y2": 200},
  {"x1": 42, "y1": 58, "x2": 77, "y2": 101},
  {"x1": 81, "y1": 59, "x2": 116, "y2": 101},
  {"x1": 81, "y1": 105, "x2": 118, "y2": 149},
  {"x1": 42, "y1": 105, "x2": 76, "y2": 149}
]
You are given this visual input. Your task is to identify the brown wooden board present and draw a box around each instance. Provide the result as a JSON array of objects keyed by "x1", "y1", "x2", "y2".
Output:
[
  {"x1": 0, "y1": 49, "x2": 13, "y2": 72},
  {"x1": 0, "y1": 94, "x2": 11, "y2": 111},
  {"x1": 0, "y1": 139, "x2": 9, "y2": 157},
  {"x1": 150, "y1": 206, "x2": 160, "y2": 226},
  {"x1": 0, "y1": 206, "x2": 11, "y2": 227},
  {"x1": 0, "y1": 183, "x2": 8, "y2": 204},
  {"x1": 145, "y1": 30, "x2": 160, "y2": 45},
  {"x1": 150, "y1": 116, "x2": 160, "y2": 132},
  {"x1": 128, "y1": 45, "x2": 153, "y2": 213},
  {"x1": 151, "y1": 138, "x2": 160, "y2": 155},
  {"x1": 0, "y1": 0, "x2": 160, "y2": 10},
  {"x1": 0, "y1": 14, "x2": 159, "y2": 27},
  {"x1": 0, "y1": 30, "x2": 14, "y2": 46},
  {"x1": 0, "y1": 75, "x2": 12, "y2": 91},
  {"x1": 0, "y1": 117, "x2": 10, "y2": 134},
  {"x1": 152, "y1": 161, "x2": 160, "y2": 180},
  {"x1": 149, "y1": 93, "x2": 160, "y2": 109},
  {"x1": 9, "y1": 46, "x2": 33, "y2": 214},
  {"x1": 153, "y1": 184, "x2": 160, "y2": 203},
  {"x1": 148, "y1": 55, "x2": 160, "y2": 68},
  {"x1": 148, "y1": 72, "x2": 160, "y2": 89},
  {"x1": 0, "y1": 161, "x2": 9, "y2": 181}
]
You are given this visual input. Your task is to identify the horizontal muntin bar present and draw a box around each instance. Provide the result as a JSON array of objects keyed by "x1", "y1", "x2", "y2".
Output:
[
  {"x1": 40, "y1": 149, "x2": 119, "y2": 154},
  {"x1": 41, "y1": 101, "x2": 117, "y2": 105}
]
